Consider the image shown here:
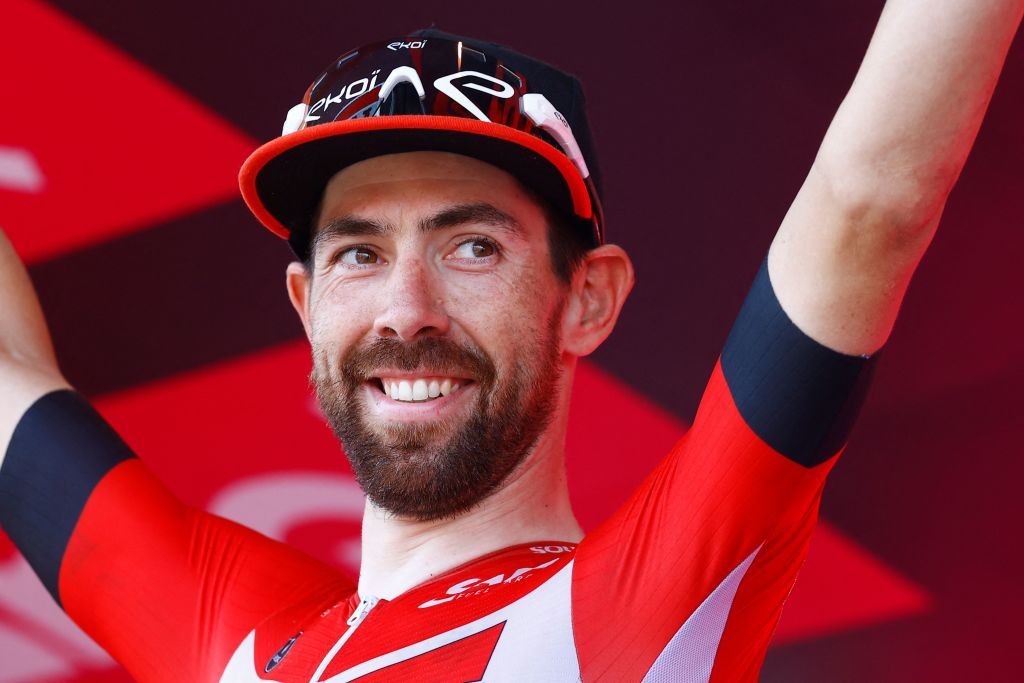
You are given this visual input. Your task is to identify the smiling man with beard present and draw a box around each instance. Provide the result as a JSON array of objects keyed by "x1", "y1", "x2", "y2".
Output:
[
  {"x1": 302, "y1": 154, "x2": 581, "y2": 528},
  {"x1": 315, "y1": 273, "x2": 564, "y2": 522},
  {"x1": 2, "y1": 7, "x2": 1023, "y2": 682}
]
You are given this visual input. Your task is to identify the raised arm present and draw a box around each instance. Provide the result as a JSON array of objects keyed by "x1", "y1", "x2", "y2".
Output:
[
  {"x1": 0, "y1": 229, "x2": 71, "y2": 465},
  {"x1": 769, "y1": 0, "x2": 1024, "y2": 356}
]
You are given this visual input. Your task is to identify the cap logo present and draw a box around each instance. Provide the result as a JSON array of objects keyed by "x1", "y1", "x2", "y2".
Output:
[
  {"x1": 387, "y1": 40, "x2": 427, "y2": 51},
  {"x1": 305, "y1": 69, "x2": 383, "y2": 124},
  {"x1": 434, "y1": 71, "x2": 514, "y2": 122}
]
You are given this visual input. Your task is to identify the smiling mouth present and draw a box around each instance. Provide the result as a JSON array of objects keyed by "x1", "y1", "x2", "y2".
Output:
[{"x1": 372, "y1": 376, "x2": 472, "y2": 403}]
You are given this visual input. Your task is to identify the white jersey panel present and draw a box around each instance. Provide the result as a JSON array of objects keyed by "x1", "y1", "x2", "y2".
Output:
[{"x1": 641, "y1": 548, "x2": 760, "y2": 683}]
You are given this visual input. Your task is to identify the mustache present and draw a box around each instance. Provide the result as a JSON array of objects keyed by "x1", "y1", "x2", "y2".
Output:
[{"x1": 339, "y1": 336, "x2": 495, "y2": 385}]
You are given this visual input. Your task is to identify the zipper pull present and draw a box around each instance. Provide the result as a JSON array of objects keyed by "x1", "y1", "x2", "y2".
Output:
[{"x1": 346, "y1": 596, "x2": 379, "y2": 626}]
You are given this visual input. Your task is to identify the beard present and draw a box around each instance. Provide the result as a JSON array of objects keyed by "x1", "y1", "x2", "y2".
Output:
[{"x1": 310, "y1": 308, "x2": 564, "y2": 521}]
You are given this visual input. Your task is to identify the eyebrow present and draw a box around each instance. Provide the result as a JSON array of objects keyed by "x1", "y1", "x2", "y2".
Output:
[
  {"x1": 418, "y1": 203, "x2": 523, "y2": 237},
  {"x1": 312, "y1": 202, "x2": 523, "y2": 256},
  {"x1": 311, "y1": 215, "x2": 392, "y2": 256}
]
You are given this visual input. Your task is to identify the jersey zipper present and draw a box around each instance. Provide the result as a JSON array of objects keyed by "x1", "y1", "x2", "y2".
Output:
[
  {"x1": 346, "y1": 596, "x2": 378, "y2": 626},
  {"x1": 308, "y1": 596, "x2": 379, "y2": 683}
]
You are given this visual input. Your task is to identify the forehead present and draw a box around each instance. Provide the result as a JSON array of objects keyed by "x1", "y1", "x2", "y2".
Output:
[{"x1": 316, "y1": 151, "x2": 546, "y2": 229}]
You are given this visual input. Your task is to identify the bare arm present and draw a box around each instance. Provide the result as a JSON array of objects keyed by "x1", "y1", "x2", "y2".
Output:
[
  {"x1": 0, "y1": 229, "x2": 71, "y2": 465},
  {"x1": 769, "y1": 0, "x2": 1024, "y2": 356}
]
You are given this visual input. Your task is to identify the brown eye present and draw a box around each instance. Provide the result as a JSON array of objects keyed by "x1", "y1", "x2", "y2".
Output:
[
  {"x1": 339, "y1": 247, "x2": 379, "y2": 265},
  {"x1": 453, "y1": 239, "x2": 497, "y2": 259}
]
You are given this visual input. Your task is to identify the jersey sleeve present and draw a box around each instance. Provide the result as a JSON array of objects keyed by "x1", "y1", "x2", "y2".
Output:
[
  {"x1": 0, "y1": 389, "x2": 352, "y2": 682},
  {"x1": 572, "y1": 258, "x2": 879, "y2": 682}
]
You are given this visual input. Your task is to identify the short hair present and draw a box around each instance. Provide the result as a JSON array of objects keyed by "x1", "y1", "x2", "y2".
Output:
[
  {"x1": 539, "y1": 199, "x2": 594, "y2": 284},
  {"x1": 295, "y1": 194, "x2": 593, "y2": 285}
]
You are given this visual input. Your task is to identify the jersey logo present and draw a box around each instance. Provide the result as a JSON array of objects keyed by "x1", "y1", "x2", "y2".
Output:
[
  {"x1": 265, "y1": 631, "x2": 302, "y2": 673},
  {"x1": 417, "y1": 558, "x2": 560, "y2": 609}
]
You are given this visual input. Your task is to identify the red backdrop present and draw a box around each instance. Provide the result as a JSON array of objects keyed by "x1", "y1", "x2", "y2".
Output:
[{"x1": 1, "y1": 1, "x2": 1021, "y2": 680}]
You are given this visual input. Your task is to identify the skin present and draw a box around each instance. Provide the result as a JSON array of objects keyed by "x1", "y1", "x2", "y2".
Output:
[
  {"x1": 285, "y1": 151, "x2": 635, "y2": 598},
  {"x1": 769, "y1": 0, "x2": 1024, "y2": 356}
]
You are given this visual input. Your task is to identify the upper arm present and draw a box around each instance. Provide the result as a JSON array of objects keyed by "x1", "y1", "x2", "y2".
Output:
[
  {"x1": 572, "y1": 259, "x2": 878, "y2": 681},
  {"x1": 766, "y1": 0, "x2": 1024, "y2": 358},
  {"x1": 60, "y1": 458, "x2": 349, "y2": 680},
  {"x1": 767, "y1": 161, "x2": 940, "y2": 357},
  {"x1": 1, "y1": 232, "x2": 351, "y2": 678},
  {"x1": 0, "y1": 229, "x2": 69, "y2": 468},
  {"x1": 1, "y1": 385, "x2": 349, "y2": 680},
  {"x1": 0, "y1": 355, "x2": 71, "y2": 468}
]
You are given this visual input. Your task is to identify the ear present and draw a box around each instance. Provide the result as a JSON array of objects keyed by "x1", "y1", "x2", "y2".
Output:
[
  {"x1": 562, "y1": 244, "x2": 635, "y2": 357},
  {"x1": 285, "y1": 261, "x2": 314, "y2": 341}
]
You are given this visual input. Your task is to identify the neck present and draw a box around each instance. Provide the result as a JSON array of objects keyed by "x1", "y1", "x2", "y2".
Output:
[{"x1": 356, "y1": 384, "x2": 582, "y2": 599}]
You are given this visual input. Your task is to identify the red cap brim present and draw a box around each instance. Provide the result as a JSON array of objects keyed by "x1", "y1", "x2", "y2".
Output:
[{"x1": 238, "y1": 115, "x2": 594, "y2": 241}]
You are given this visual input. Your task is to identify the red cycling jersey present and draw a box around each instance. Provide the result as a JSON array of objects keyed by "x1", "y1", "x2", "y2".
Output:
[{"x1": 0, "y1": 260, "x2": 876, "y2": 681}]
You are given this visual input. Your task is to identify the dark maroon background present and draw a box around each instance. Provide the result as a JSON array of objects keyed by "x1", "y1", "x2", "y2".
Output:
[{"x1": 1, "y1": 1, "x2": 1022, "y2": 680}]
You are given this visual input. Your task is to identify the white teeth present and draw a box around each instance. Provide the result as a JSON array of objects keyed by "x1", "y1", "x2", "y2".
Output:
[
  {"x1": 412, "y1": 379, "x2": 428, "y2": 401},
  {"x1": 398, "y1": 380, "x2": 413, "y2": 401},
  {"x1": 381, "y1": 377, "x2": 465, "y2": 402}
]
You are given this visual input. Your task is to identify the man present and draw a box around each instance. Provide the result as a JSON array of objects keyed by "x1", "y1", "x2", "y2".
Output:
[{"x1": 1, "y1": 4, "x2": 1021, "y2": 681}]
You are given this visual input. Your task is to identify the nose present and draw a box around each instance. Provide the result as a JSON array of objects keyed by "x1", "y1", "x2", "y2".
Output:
[{"x1": 373, "y1": 256, "x2": 450, "y2": 341}]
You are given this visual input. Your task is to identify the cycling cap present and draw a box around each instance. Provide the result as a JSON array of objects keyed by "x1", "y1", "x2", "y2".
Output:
[{"x1": 238, "y1": 28, "x2": 605, "y2": 260}]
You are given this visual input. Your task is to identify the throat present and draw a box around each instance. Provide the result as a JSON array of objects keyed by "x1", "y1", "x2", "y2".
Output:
[{"x1": 356, "y1": 482, "x2": 583, "y2": 600}]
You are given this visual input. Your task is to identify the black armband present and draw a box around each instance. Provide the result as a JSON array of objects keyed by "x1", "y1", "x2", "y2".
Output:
[
  {"x1": 721, "y1": 259, "x2": 880, "y2": 467},
  {"x1": 0, "y1": 390, "x2": 135, "y2": 605}
]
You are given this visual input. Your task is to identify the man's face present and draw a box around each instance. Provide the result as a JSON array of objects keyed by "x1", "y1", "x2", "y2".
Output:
[{"x1": 297, "y1": 152, "x2": 570, "y2": 521}]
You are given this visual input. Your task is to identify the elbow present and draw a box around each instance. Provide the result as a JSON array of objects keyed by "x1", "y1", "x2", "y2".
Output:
[{"x1": 810, "y1": 155, "x2": 952, "y2": 248}]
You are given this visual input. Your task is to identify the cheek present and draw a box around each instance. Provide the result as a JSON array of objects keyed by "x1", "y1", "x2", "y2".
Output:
[
  {"x1": 446, "y1": 272, "x2": 560, "y2": 365},
  {"x1": 308, "y1": 288, "x2": 375, "y2": 363},
  {"x1": 312, "y1": 274, "x2": 377, "y2": 325}
]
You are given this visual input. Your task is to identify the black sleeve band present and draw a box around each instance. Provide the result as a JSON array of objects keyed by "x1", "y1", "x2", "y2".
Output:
[
  {"x1": 721, "y1": 259, "x2": 879, "y2": 467},
  {"x1": 0, "y1": 389, "x2": 135, "y2": 606}
]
